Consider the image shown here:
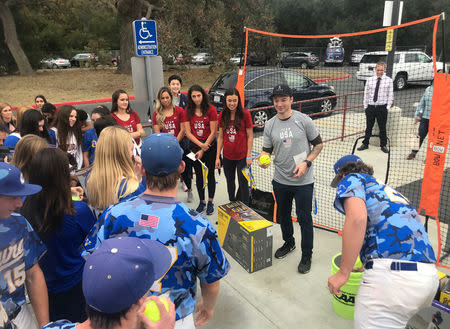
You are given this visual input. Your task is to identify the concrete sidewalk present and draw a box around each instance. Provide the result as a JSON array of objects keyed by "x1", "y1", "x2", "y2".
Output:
[
  {"x1": 178, "y1": 173, "x2": 351, "y2": 329},
  {"x1": 177, "y1": 146, "x2": 446, "y2": 329}
]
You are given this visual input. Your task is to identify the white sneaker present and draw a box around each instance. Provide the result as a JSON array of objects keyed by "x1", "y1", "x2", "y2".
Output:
[
  {"x1": 181, "y1": 181, "x2": 188, "y2": 192},
  {"x1": 187, "y1": 191, "x2": 193, "y2": 203}
]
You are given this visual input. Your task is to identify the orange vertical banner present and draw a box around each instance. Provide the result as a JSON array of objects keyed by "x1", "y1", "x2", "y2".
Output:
[
  {"x1": 236, "y1": 68, "x2": 245, "y2": 105},
  {"x1": 235, "y1": 28, "x2": 248, "y2": 106},
  {"x1": 419, "y1": 73, "x2": 450, "y2": 217}
]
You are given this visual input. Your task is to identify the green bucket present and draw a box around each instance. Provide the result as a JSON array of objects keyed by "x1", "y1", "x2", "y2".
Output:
[{"x1": 330, "y1": 253, "x2": 363, "y2": 320}]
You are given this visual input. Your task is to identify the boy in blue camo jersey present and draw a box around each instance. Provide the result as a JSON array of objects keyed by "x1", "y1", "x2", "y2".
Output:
[
  {"x1": 84, "y1": 133, "x2": 229, "y2": 329},
  {"x1": 328, "y1": 155, "x2": 438, "y2": 329},
  {"x1": 0, "y1": 163, "x2": 48, "y2": 329}
]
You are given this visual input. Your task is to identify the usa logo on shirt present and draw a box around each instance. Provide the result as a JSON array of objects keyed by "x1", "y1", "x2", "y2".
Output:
[{"x1": 140, "y1": 214, "x2": 160, "y2": 228}]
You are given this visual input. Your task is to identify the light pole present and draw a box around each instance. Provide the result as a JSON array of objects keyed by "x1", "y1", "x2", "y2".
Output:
[{"x1": 384, "y1": 0, "x2": 403, "y2": 79}]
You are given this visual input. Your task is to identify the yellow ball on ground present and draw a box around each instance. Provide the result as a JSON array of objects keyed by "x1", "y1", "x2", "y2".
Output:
[
  {"x1": 144, "y1": 298, "x2": 170, "y2": 322},
  {"x1": 259, "y1": 154, "x2": 271, "y2": 166}
]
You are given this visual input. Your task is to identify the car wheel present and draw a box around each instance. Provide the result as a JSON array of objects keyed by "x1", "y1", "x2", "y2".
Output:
[
  {"x1": 319, "y1": 98, "x2": 333, "y2": 114},
  {"x1": 300, "y1": 62, "x2": 308, "y2": 69},
  {"x1": 251, "y1": 108, "x2": 269, "y2": 131},
  {"x1": 394, "y1": 74, "x2": 407, "y2": 90},
  {"x1": 52, "y1": 64, "x2": 58, "y2": 69}
]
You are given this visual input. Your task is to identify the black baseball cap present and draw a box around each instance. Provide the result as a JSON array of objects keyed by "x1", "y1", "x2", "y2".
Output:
[{"x1": 272, "y1": 84, "x2": 292, "y2": 97}]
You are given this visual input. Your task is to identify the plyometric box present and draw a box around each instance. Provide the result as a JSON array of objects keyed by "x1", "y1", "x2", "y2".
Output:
[{"x1": 218, "y1": 201, "x2": 273, "y2": 273}]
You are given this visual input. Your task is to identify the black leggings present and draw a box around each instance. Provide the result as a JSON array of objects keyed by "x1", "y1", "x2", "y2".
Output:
[
  {"x1": 180, "y1": 138, "x2": 193, "y2": 190},
  {"x1": 222, "y1": 157, "x2": 249, "y2": 204},
  {"x1": 192, "y1": 141, "x2": 217, "y2": 202}
]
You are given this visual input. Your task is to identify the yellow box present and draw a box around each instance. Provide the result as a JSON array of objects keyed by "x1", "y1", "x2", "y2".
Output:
[{"x1": 218, "y1": 201, "x2": 273, "y2": 273}]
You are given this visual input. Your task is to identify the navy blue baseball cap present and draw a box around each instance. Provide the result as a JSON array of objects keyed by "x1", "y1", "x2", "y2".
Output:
[
  {"x1": 0, "y1": 163, "x2": 41, "y2": 196},
  {"x1": 331, "y1": 154, "x2": 363, "y2": 187},
  {"x1": 82, "y1": 237, "x2": 172, "y2": 314},
  {"x1": 141, "y1": 133, "x2": 183, "y2": 176}
]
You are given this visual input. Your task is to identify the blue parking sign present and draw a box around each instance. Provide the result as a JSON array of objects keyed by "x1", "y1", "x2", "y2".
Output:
[{"x1": 133, "y1": 20, "x2": 158, "y2": 56}]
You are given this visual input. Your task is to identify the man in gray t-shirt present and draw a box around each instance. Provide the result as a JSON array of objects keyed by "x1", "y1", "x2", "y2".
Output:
[{"x1": 258, "y1": 84, "x2": 323, "y2": 274}]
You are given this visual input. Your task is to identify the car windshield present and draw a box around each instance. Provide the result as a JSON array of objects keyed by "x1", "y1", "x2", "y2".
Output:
[
  {"x1": 211, "y1": 73, "x2": 237, "y2": 90},
  {"x1": 360, "y1": 54, "x2": 387, "y2": 63}
]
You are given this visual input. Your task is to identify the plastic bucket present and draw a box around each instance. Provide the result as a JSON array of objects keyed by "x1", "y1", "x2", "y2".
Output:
[{"x1": 331, "y1": 253, "x2": 363, "y2": 320}]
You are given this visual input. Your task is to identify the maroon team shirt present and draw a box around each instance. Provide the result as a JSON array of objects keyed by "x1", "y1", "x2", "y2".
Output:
[
  {"x1": 182, "y1": 105, "x2": 218, "y2": 141},
  {"x1": 152, "y1": 106, "x2": 184, "y2": 137},
  {"x1": 219, "y1": 109, "x2": 253, "y2": 160},
  {"x1": 111, "y1": 110, "x2": 141, "y2": 145}
]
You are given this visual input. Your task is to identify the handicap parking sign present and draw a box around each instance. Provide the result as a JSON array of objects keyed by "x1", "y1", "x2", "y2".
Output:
[{"x1": 133, "y1": 20, "x2": 158, "y2": 56}]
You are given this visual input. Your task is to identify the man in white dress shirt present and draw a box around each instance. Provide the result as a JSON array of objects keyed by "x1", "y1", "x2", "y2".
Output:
[{"x1": 357, "y1": 61, "x2": 394, "y2": 153}]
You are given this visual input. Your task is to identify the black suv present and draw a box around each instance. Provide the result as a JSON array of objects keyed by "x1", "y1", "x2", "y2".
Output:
[{"x1": 208, "y1": 68, "x2": 336, "y2": 130}]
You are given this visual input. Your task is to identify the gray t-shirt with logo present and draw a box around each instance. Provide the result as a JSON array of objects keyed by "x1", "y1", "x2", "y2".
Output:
[{"x1": 263, "y1": 111, "x2": 319, "y2": 186}]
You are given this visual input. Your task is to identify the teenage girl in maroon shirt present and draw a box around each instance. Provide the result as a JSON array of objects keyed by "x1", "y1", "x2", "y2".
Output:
[
  {"x1": 111, "y1": 89, "x2": 145, "y2": 145},
  {"x1": 182, "y1": 85, "x2": 217, "y2": 215},
  {"x1": 216, "y1": 88, "x2": 253, "y2": 204}
]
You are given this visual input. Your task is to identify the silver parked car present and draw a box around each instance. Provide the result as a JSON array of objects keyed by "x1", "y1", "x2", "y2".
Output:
[
  {"x1": 191, "y1": 52, "x2": 213, "y2": 65},
  {"x1": 40, "y1": 58, "x2": 71, "y2": 69}
]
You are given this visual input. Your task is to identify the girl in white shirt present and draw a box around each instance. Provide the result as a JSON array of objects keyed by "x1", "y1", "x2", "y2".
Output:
[{"x1": 52, "y1": 105, "x2": 83, "y2": 170}]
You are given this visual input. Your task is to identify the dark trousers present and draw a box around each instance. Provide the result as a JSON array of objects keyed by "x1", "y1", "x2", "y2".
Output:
[
  {"x1": 48, "y1": 280, "x2": 87, "y2": 323},
  {"x1": 192, "y1": 141, "x2": 217, "y2": 201},
  {"x1": 272, "y1": 180, "x2": 314, "y2": 257},
  {"x1": 412, "y1": 118, "x2": 429, "y2": 154},
  {"x1": 222, "y1": 157, "x2": 249, "y2": 204},
  {"x1": 362, "y1": 105, "x2": 388, "y2": 147}
]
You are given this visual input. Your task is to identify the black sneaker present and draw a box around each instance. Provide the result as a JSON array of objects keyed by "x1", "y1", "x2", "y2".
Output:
[
  {"x1": 274, "y1": 242, "x2": 296, "y2": 259},
  {"x1": 196, "y1": 202, "x2": 206, "y2": 213},
  {"x1": 380, "y1": 146, "x2": 389, "y2": 153},
  {"x1": 298, "y1": 255, "x2": 311, "y2": 274},
  {"x1": 206, "y1": 202, "x2": 214, "y2": 215},
  {"x1": 357, "y1": 144, "x2": 368, "y2": 151}
]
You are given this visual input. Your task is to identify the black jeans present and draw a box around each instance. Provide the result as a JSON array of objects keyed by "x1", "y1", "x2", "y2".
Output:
[
  {"x1": 48, "y1": 280, "x2": 87, "y2": 323},
  {"x1": 272, "y1": 180, "x2": 314, "y2": 258},
  {"x1": 222, "y1": 157, "x2": 249, "y2": 204},
  {"x1": 362, "y1": 105, "x2": 388, "y2": 147},
  {"x1": 412, "y1": 118, "x2": 429, "y2": 155},
  {"x1": 192, "y1": 141, "x2": 217, "y2": 201}
]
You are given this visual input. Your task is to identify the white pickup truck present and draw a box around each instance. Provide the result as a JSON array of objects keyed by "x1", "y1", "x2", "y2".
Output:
[{"x1": 356, "y1": 51, "x2": 447, "y2": 90}]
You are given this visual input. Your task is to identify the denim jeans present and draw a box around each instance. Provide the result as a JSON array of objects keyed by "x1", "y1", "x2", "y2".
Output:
[{"x1": 272, "y1": 180, "x2": 314, "y2": 257}]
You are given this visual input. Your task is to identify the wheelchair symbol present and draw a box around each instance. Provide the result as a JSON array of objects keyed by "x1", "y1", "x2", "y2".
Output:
[{"x1": 139, "y1": 22, "x2": 152, "y2": 39}]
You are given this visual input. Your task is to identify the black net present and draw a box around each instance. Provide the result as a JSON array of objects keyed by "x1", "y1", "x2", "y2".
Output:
[{"x1": 237, "y1": 17, "x2": 450, "y2": 267}]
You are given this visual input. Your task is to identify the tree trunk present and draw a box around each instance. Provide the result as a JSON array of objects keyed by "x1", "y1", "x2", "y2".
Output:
[
  {"x1": 0, "y1": 2, "x2": 34, "y2": 75},
  {"x1": 118, "y1": 17, "x2": 134, "y2": 74},
  {"x1": 116, "y1": 0, "x2": 149, "y2": 74}
]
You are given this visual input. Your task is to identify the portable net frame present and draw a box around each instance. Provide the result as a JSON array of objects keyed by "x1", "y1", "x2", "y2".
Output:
[{"x1": 235, "y1": 14, "x2": 450, "y2": 268}]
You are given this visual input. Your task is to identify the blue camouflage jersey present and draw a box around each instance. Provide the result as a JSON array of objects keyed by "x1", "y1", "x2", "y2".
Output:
[
  {"x1": 334, "y1": 173, "x2": 436, "y2": 264},
  {"x1": 1, "y1": 213, "x2": 46, "y2": 328},
  {"x1": 84, "y1": 194, "x2": 230, "y2": 320},
  {"x1": 42, "y1": 320, "x2": 76, "y2": 328}
]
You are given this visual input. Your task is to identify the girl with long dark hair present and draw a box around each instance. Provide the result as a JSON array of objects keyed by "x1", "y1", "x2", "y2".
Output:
[
  {"x1": 111, "y1": 89, "x2": 145, "y2": 146},
  {"x1": 52, "y1": 105, "x2": 83, "y2": 169},
  {"x1": 182, "y1": 84, "x2": 218, "y2": 215},
  {"x1": 3, "y1": 109, "x2": 53, "y2": 148},
  {"x1": 21, "y1": 147, "x2": 96, "y2": 323},
  {"x1": 35, "y1": 94, "x2": 47, "y2": 110},
  {"x1": 216, "y1": 88, "x2": 253, "y2": 204}
]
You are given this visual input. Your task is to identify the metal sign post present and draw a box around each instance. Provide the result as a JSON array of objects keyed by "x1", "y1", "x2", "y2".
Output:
[{"x1": 133, "y1": 18, "x2": 158, "y2": 118}]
